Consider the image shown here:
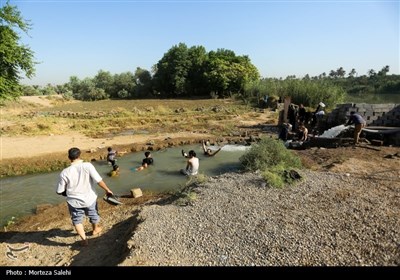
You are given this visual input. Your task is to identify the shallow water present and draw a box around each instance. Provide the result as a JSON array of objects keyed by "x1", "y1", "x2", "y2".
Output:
[{"x1": 0, "y1": 144, "x2": 249, "y2": 227}]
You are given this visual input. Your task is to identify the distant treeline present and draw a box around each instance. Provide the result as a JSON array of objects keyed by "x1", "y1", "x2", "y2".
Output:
[
  {"x1": 243, "y1": 65, "x2": 400, "y2": 108},
  {"x1": 21, "y1": 43, "x2": 399, "y2": 108},
  {"x1": 22, "y1": 43, "x2": 260, "y2": 101}
]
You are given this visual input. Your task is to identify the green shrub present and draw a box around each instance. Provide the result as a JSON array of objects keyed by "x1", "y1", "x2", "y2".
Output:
[
  {"x1": 240, "y1": 137, "x2": 302, "y2": 187},
  {"x1": 262, "y1": 170, "x2": 285, "y2": 188},
  {"x1": 240, "y1": 137, "x2": 302, "y2": 171}
]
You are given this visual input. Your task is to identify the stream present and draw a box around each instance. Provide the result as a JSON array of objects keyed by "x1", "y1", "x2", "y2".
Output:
[{"x1": 0, "y1": 144, "x2": 250, "y2": 226}]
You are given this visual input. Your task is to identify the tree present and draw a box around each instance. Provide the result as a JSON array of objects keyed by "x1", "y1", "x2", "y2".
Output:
[
  {"x1": 348, "y1": 68, "x2": 357, "y2": 78},
  {"x1": 205, "y1": 49, "x2": 259, "y2": 97},
  {"x1": 0, "y1": 2, "x2": 36, "y2": 101},
  {"x1": 93, "y1": 70, "x2": 114, "y2": 95},
  {"x1": 378, "y1": 65, "x2": 390, "y2": 77},
  {"x1": 133, "y1": 67, "x2": 153, "y2": 98},
  {"x1": 336, "y1": 67, "x2": 346, "y2": 78},
  {"x1": 153, "y1": 43, "x2": 191, "y2": 97},
  {"x1": 329, "y1": 70, "x2": 337, "y2": 78},
  {"x1": 185, "y1": 45, "x2": 208, "y2": 96},
  {"x1": 368, "y1": 69, "x2": 376, "y2": 78},
  {"x1": 111, "y1": 72, "x2": 135, "y2": 98}
]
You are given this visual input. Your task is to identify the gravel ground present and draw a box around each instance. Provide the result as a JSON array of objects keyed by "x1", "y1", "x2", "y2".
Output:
[{"x1": 121, "y1": 170, "x2": 400, "y2": 266}]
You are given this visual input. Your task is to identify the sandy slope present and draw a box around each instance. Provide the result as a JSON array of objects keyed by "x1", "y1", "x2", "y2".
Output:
[
  {"x1": 0, "y1": 132, "x2": 209, "y2": 160},
  {"x1": 1, "y1": 96, "x2": 399, "y2": 267}
]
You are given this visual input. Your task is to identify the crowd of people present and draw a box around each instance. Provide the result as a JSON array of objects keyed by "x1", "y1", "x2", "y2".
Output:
[
  {"x1": 279, "y1": 101, "x2": 366, "y2": 147},
  {"x1": 56, "y1": 140, "x2": 223, "y2": 246},
  {"x1": 56, "y1": 105, "x2": 367, "y2": 247}
]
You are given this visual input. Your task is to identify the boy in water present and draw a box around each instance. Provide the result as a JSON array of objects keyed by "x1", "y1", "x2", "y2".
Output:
[
  {"x1": 180, "y1": 150, "x2": 199, "y2": 176},
  {"x1": 202, "y1": 140, "x2": 222, "y2": 157},
  {"x1": 107, "y1": 147, "x2": 117, "y2": 166},
  {"x1": 136, "y1": 151, "x2": 154, "y2": 171},
  {"x1": 108, "y1": 164, "x2": 120, "y2": 177}
]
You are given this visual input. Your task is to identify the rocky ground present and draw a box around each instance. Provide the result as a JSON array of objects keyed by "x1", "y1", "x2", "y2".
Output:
[
  {"x1": 1, "y1": 145, "x2": 399, "y2": 267},
  {"x1": 1, "y1": 96, "x2": 399, "y2": 267}
]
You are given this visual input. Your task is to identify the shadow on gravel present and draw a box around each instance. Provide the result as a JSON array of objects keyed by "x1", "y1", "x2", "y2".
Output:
[
  {"x1": 70, "y1": 210, "x2": 140, "y2": 266},
  {"x1": 0, "y1": 228, "x2": 76, "y2": 246}
]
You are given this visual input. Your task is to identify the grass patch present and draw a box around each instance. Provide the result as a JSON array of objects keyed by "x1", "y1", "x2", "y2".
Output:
[
  {"x1": 3, "y1": 216, "x2": 16, "y2": 232},
  {"x1": 240, "y1": 137, "x2": 302, "y2": 188},
  {"x1": 173, "y1": 173, "x2": 208, "y2": 206}
]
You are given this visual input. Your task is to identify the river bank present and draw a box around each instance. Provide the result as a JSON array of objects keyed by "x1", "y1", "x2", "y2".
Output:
[
  {"x1": 1, "y1": 163, "x2": 399, "y2": 266},
  {"x1": 1, "y1": 97, "x2": 399, "y2": 266},
  {"x1": 1, "y1": 142, "x2": 399, "y2": 266}
]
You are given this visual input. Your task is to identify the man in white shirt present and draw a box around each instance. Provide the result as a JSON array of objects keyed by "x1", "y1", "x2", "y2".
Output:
[{"x1": 57, "y1": 147, "x2": 114, "y2": 246}]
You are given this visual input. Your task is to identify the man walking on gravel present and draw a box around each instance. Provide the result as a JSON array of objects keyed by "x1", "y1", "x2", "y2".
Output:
[{"x1": 56, "y1": 147, "x2": 114, "y2": 246}]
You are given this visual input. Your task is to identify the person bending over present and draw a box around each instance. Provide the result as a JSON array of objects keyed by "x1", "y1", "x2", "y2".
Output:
[
  {"x1": 297, "y1": 124, "x2": 308, "y2": 142},
  {"x1": 346, "y1": 111, "x2": 366, "y2": 145}
]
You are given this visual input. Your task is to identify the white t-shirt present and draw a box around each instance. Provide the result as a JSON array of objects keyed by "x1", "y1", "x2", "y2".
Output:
[{"x1": 56, "y1": 160, "x2": 102, "y2": 208}]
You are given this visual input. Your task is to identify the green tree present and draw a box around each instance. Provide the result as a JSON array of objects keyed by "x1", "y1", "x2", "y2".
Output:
[
  {"x1": 0, "y1": 2, "x2": 36, "y2": 101},
  {"x1": 93, "y1": 70, "x2": 114, "y2": 95},
  {"x1": 111, "y1": 72, "x2": 136, "y2": 98},
  {"x1": 133, "y1": 67, "x2": 153, "y2": 98},
  {"x1": 348, "y1": 68, "x2": 357, "y2": 78},
  {"x1": 185, "y1": 45, "x2": 208, "y2": 96},
  {"x1": 21, "y1": 84, "x2": 40, "y2": 96},
  {"x1": 153, "y1": 43, "x2": 191, "y2": 97},
  {"x1": 378, "y1": 65, "x2": 389, "y2": 77},
  {"x1": 205, "y1": 49, "x2": 259, "y2": 98},
  {"x1": 336, "y1": 67, "x2": 346, "y2": 78}
]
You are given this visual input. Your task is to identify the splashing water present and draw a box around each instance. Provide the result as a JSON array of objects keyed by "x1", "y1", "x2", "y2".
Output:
[
  {"x1": 221, "y1": 144, "x2": 251, "y2": 152},
  {"x1": 319, "y1": 124, "x2": 350, "y2": 138}
]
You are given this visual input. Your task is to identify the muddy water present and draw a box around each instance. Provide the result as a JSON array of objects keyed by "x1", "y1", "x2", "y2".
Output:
[{"x1": 0, "y1": 144, "x2": 249, "y2": 226}]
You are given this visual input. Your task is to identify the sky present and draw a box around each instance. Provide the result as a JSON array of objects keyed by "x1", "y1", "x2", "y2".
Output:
[{"x1": 3, "y1": 0, "x2": 399, "y2": 86}]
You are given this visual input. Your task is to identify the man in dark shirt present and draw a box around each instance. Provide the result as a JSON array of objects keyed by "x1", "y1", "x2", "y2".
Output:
[
  {"x1": 346, "y1": 111, "x2": 366, "y2": 145},
  {"x1": 136, "y1": 151, "x2": 154, "y2": 171}
]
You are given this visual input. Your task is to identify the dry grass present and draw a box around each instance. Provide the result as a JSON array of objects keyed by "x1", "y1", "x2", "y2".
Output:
[
  {"x1": 1, "y1": 98, "x2": 256, "y2": 138},
  {"x1": 1, "y1": 98, "x2": 277, "y2": 177}
]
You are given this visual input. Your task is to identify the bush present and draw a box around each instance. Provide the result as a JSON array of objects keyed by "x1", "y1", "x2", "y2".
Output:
[{"x1": 240, "y1": 137, "x2": 302, "y2": 187}]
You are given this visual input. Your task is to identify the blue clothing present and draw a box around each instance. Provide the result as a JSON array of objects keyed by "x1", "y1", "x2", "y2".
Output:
[
  {"x1": 67, "y1": 200, "x2": 100, "y2": 225},
  {"x1": 347, "y1": 114, "x2": 366, "y2": 125}
]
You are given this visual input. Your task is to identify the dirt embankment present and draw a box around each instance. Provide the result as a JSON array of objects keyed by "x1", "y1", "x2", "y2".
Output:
[
  {"x1": 1, "y1": 145, "x2": 399, "y2": 266},
  {"x1": 1, "y1": 96, "x2": 399, "y2": 266}
]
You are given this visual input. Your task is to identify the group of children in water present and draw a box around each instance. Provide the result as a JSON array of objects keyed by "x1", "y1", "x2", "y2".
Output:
[{"x1": 106, "y1": 140, "x2": 222, "y2": 177}]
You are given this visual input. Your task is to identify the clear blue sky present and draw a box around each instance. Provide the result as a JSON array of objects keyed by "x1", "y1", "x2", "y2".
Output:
[{"x1": 5, "y1": 0, "x2": 399, "y2": 86}]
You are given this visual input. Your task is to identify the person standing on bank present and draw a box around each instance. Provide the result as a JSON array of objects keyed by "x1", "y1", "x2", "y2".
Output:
[
  {"x1": 346, "y1": 111, "x2": 366, "y2": 145},
  {"x1": 56, "y1": 147, "x2": 114, "y2": 246}
]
